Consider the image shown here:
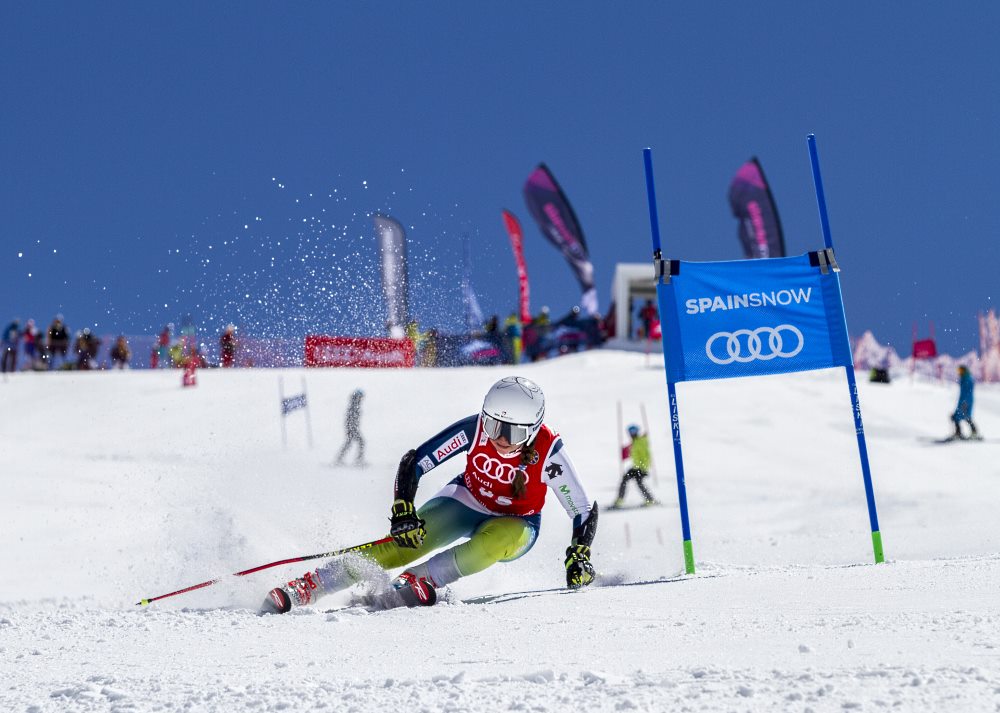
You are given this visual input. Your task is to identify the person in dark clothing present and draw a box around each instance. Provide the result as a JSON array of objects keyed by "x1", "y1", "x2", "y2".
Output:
[
  {"x1": 527, "y1": 307, "x2": 551, "y2": 361},
  {"x1": 22, "y1": 319, "x2": 41, "y2": 370},
  {"x1": 110, "y1": 335, "x2": 131, "y2": 369},
  {"x1": 482, "y1": 314, "x2": 507, "y2": 363},
  {"x1": 74, "y1": 329, "x2": 101, "y2": 370},
  {"x1": 552, "y1": 306, "x2": 589, "y2": 354},
  {"x1": 220, "y1": 324, "x2": 238, "y2": 367},
  {"x1": 46, "y1": 316, "x2": 70, "y2": 369},
  {"x1": 949, "y1": 365, "x2": 980, "y2": 440},
  {"x1": 335, "y1": 389, "x2": 366, "y2": 466},
  {"x1": 638, "y1": 300, "x2": 658, "y2": 339},
  {"x1": 2, "y1": 319, "x2": 20, "y2": 373}
]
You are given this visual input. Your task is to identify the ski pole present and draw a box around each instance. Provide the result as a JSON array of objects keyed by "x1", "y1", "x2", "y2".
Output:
[{"x1": 136, "y1": 535, "x2": 394, "y2": 606}]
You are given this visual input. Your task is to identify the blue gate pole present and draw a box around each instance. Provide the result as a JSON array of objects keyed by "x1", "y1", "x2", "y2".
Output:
[
  {"x1": 807, "y1": 135, "x2": 885, "y2": 564},
  {"x1": 643, "y1": 148, "x2": 696, "y2": 574}
]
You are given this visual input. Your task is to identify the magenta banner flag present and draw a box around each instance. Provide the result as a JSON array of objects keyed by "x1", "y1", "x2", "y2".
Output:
[{"x1": 728, "y1": 157, "x2": 786, "y2": 259}]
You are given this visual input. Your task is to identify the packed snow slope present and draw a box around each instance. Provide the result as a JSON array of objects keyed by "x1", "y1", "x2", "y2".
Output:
[{"x1": 2, "y1": 351, "x2": 999, "y2": 712}]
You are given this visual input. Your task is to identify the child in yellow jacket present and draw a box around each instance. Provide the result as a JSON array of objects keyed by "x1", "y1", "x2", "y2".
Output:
[{"x1": 613, "y1": 425, "x2": 659, "y2": 508}]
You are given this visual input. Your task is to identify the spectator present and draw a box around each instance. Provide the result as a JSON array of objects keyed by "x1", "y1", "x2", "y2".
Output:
[
  {"x1": 2, "y1": 318, "x2": 20, "y2": 373},
  {"x1": 74, "y1": 328, "x2": 101, "y2": 370},
  {"x1": 156, "y1": 324, "x2": 172, "y2": 368},
  {"x1": 522, "y1": 321, "x2": 538, "y2": 363},
  {"x1": 553, "y1": 306, "x2": 587, "y2": 354},
  {"x1": 220, "y1": 324, "x2": 238, "y2": 367},
  {"x1": 185, "y1": 343, "x2": 209, "y2": 370},
  {"x1": 638, "y1": 299, "x2": 658, "y2": 340},
  {"x1": 527, "y1": 307, "x2": 551, "y2": 362},
  {"x1": 406, "y1": 320, "x2": 427, "y2": 366},
  {"x1": 22, "y1": 318, "x2": 41, "y2": 370},
  {"x1": 110, "y1": 335, "x2": 131, "y2": 369},
  {"x1": 503, "y1": 312, "x2": 523, "y2": 364},
  {"x1": 482, "y1": 315, "x2": 504, "y2": 361},
  {"x1": 423, "y1": 328, "x2": 439, "y2": 367},
  {"x1": 179, "y1": 314, "x2": 197, "y2": 351},
  {"x1": 46, "y1": 315, "x2": 70, "y2": 370},
  {"x1": 579, "y1": 313, "x2": 606, "y2": 349},
  {"x1": 168, "y1": 340, "x2": 186, "y2": 368},
  {"x1": 603, "y1": 303, "x2": 617, "y2": 340}
]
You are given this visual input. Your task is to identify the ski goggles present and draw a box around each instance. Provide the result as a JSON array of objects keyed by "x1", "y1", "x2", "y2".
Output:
[{"x1": 482, "y1": 414, "x2": 536, "y2": 446}]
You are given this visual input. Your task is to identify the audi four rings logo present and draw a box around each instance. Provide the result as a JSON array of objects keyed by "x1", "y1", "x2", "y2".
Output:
[
  {"x1": 705, "y1": 324, "x2": 804, "y2": 364},
  {"x1": 472, "y1": 453, "x2": 524, "y2": 485}
]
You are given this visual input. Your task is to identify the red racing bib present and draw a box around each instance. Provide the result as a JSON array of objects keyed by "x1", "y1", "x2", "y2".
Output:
[{"x1": 462, "y1": 418, "x2": 557, "y2": 516}]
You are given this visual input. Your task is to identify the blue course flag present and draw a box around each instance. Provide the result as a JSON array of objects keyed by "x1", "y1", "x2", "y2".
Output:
[
  {"x1": 657, "y1": 250, "x2": 852, "y2": 384},
  {"x1": 281, "y1": 394, "x2": 308, "y2": 415}
]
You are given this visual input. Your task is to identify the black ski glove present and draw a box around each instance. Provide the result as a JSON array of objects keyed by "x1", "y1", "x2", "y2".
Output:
[
  {"x1": 565, "y1": 544, "x2": 595, "y2": 589},
  {"x1": 389, "y1": 499, "x2": 426, "y2": 549}
]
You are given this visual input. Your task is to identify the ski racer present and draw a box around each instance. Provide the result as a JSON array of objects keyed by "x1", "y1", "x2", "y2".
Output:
[
  {"x1": 612, "y1": 424, "x2": 658, "y2": 508},
  {"x1": 263, "y1": 375, "x2": 598, "y2": 613}
]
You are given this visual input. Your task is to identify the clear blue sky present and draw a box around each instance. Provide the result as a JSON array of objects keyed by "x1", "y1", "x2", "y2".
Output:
[{"x1": 3, "y1": 3, "x2": 998, "y2": 355}]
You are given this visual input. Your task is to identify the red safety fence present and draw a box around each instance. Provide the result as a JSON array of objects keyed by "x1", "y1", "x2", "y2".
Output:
[
  {"x1": 304, "y1": 335, "x2": 415, "y2": 368},
  {"x1": 912, "y1": 338, "x2": 938, "y2": 360}
]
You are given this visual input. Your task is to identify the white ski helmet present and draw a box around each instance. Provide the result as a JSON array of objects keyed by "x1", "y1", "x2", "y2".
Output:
[{"x1": 481, "y1": 376, "x2": 545, "y2": 447}]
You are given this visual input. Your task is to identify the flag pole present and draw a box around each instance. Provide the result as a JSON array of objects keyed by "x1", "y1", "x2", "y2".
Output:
[
  {"x1": 643, "y1": 147, "x2": 696, "y2": 574},
  {"x1": 616, "y1": 400, "x2": 626, "y2": 483},
  {"x1": 279, "y1": 376, "x2": 287, "y2": 448},
  {"x1": 301, "y1": 377, "x2": 314, "y2": 449},
  {"x1": 640, "y1": 402, "x2": 659, "y2": 486},
  {"x1": 807, "y1": 134, "x2": 884, "y2": 564}
]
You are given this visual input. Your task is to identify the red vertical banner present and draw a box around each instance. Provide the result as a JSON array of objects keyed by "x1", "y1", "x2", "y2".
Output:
[{"x1": 502, "y1": 210, "x2": 532, "y2": 324}]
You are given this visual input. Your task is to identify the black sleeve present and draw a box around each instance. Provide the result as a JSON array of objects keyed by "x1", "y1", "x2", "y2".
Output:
[
  {"x1": 394, "y1": 414, "x2": 478, "y2": 501},
  {"x1": 394, "y1": 450, "x2": 419, "y2": 502},
  {"x1": 571, "y1": 502, "x2": 599, "y2": 548}
]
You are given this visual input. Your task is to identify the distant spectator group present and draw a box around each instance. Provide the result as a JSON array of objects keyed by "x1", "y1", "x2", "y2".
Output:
[
  {"x1": 476, "y1": 305, "x2": 606, "y2": 365},
  {"x1": 2, "y1": 314, "x2": 126, "y2": 372},
  {"x1": 150, "y1": 321, "x2": 215, "y2": 370},
  {"x1": 1, "y1": 315, "x2": 246, "y2": 372},
  {"x1": 2, "y1": 307, "x2": 610, "y2": 373}
]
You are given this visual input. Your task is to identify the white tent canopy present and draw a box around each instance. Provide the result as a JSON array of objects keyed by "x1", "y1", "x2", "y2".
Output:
[{"x1": 610, "y1": 262, "x2": 657, "y2": 340}]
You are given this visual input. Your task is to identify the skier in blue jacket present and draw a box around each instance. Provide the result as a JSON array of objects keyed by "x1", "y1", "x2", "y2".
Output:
[{"x1": 950, "y1": 365, "x2": 979, "y2": 440}]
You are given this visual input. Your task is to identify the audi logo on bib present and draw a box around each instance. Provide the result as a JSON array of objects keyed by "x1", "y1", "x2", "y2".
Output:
[
  {"x1": 705, "y1": 324, "x2": 804, "y2": 365},
  {"x1": 472, "y1": 453, "x2": 524, "y2": 485}
]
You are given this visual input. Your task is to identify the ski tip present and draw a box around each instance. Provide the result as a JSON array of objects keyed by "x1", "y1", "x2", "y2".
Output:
[{"x1": 260, "y1": 587, "x2": 292, "y2": 615}]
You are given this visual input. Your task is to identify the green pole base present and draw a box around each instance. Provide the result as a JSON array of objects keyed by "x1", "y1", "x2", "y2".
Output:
[
  {"x1": 871, "y1": 530, "x2": 885, "y2": 563},
  {"x1": 683, "y1": 539, "x2": 695, "y2": 574}
]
